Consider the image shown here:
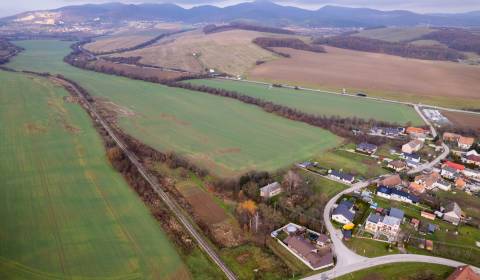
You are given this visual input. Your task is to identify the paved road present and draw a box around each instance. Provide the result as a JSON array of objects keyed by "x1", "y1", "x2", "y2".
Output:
[
  {"x1": 53, "y1": 76, "x2": 238, "y2": 280},
  {"x1": 304, "y1": 254, "x2": 479, "y2": 280},
  {"x1": 407, "y1": 105, "x2": 449, "y2": 175}
]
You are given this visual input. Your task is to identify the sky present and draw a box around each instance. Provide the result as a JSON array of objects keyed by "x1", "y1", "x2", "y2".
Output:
[{"x1": 2, "y1": 0, "x2": 480, "y2": 17}]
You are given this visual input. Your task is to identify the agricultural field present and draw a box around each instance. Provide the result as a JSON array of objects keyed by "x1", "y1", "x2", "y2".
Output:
[
  {"x1": 85, "y1": 33, "x2": 158, "y2": 53},
  {"x1": 0, "y1": 70, "x2": 190, "y2": 279},
  {"x1": 247, "y1": 46, "x2": 480, "y2": 109},
  {"x1": 8, "y1": 40, "x2": 341, "y2": 177},
  {"x1": 336, "y1": 263, "x2": 454, "y2": 280},
  {"x1": 187, "y1": 78, "x2": 423, "y2": 125},
  {"x1": 353, "y1": 27, "x2": 434, "y2": 42},
  {"x1": 112, "y1": 29, "x2": 298, "y2": 75},
  {"x1": 442, "y1": 110, "x2": 480, "y2": 131}
]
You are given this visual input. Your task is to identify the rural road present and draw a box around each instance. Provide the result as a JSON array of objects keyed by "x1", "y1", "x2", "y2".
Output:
[
  {"x1": 53, "y1": 76, "x2": 238, "y2": 280},
  {"x1": 303, "y1": 254, "x2": 479, "y2": 280},
  {"x1": 307, "y1": 173, "x2": 480, "y2": 280},
  {"x1": 407, "y1": 105, "x2": 449, "y2": 175}
]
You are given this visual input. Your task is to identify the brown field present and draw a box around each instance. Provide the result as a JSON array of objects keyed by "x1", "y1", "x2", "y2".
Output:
[
  {"x1": 248, "y1": 46, "x2": 480, "y2": 109},
  {"x1": 85, "y1": 34, "x2": 157, "y2": 53},
  {"x1": 443, "y1": 111, "x2": 480, "y2": 131},
  {"x1": 183, "y1": 185, "x2": 228, "y2": 225},
  {"x1": 90, "y1": 60, "x2": 188, "y2": 80},
  {"x1": 116, "y1": 29, "x2": 302, "y2": 75}
]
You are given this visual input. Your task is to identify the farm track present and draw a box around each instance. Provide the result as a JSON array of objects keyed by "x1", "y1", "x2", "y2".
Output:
[{"x1": 50, "y1": 76, "x2": 237, "y2": 280}]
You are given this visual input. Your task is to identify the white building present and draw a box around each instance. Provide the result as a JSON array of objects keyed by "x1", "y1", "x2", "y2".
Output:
[{"x1": 260, "y1": 182, "x2": 282, "y2": 198}]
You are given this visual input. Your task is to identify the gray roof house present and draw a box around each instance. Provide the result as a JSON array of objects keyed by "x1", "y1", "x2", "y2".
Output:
[
  {"x1": 443, "y1": 202, "x2": 462, "y2": 225},
  {"x1": 332, "y1": 201, "x2": 355, "y2": 224}
]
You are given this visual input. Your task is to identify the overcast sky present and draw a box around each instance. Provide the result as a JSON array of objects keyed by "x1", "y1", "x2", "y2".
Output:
[{"x1": 2, "y1": 0, "x2": 480, "y2": 17}]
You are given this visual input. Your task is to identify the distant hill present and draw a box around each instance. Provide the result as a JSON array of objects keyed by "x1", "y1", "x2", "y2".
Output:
[{"x1": 3, "y1": 1, "x2": 480, "y2": 28}]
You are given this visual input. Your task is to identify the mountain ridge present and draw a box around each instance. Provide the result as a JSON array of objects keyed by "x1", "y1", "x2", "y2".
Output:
[{"x1": 3, "y1": 1, "x2": 480, "y2": 27}]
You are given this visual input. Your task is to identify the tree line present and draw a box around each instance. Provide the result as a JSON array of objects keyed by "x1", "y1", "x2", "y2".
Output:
[
  {"x1": 313, "y1": 35, "x2": 465, "y2": 61},
  {"x1": 253, "y1": 37, "x2": 326, "y2": 57},
  {"x1": 421, "y1": 28, "x2": 480, "y2": 55},
  {"x1": 203, "y1": 23, "x2": 295, "y2": 35},
  {"x1": 0, "y1": 39, "x2": 24, "y2": 65}
]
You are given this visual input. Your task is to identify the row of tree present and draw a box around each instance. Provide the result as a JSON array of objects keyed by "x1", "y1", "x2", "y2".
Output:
[
  {"x1": 253, "y1": 37, "x2": 326, "y2": 57},
  {"x1": 314, "y1": 35, "x2": 465, "y2": 61},
  {"x1": 0, "y1": 39, "x2": 24, "y2": 65},
  {"x1": 203, "y1": 23, "x2": 295, "y2": 35},
  {"x1": 421, "y1": 28, "x2": 480, "y2": 55}
]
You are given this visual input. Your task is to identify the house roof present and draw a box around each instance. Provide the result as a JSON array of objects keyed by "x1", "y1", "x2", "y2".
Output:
[
  {"x1": 428, "y1": 223, "x2": 436, "y2": 232},
  {"x1": 333, "y1": 201, "x2": 355, "y2": 221},
  {"x1": 445, "y1": 202, "x2": 462, "y2": 217},
  {"x1": 389, "y1": 208, "x2": 404, "y2": 220},
  {"x1": 260, "y1": 182, "x2": 281, "y2": 193},
  {"x1": 444, "y1": 161, "x2": 465, "y2": 171},
  {"x1": 467, "y1": 154, "x2": 480, "y2": 163},
  {"x1": 404, "y1": 139, "x2": 423, "y2": 149},
  {"x1": 390, "y1": 188, "x2": 420, "y2": 203},
  {"x1": 446, "y1": 265, "x2": 480, "y2": 280},
  {"x1": 367, "y1": 213, "x2": 382, "y2": 223},
  {"x1": 381, "y1": 215, "x2": 401, "y2": 227},
  {"x1": 283, "y1": 236, "x2": 334, "y2": 269},
  {"x1": 459, "y1": 136, "x2": 475, "y2": 146},
  {"x1": 406, "y1": 127, "x2": 427, "y2": 134},
  {"x1": 436, "y1": 179, "x2": 451, "y2": 186},
  {"x1": 380, "y1": 174, "x2": 402, "y2": 187},
  {"x1": 330, "y1": 170, "x2": 354, "y2": 181},
  {"x1": 415, "y1": 172, "x2": 440, "y2": 187},
  {"x1": 409, "y1": 182, "x2": 425, "y2": 194},
  {"x1": 404, "y1": 152, "x2": 420, "y2": 160},
  {"x1": 389, "y1": 160, "x2": 407, "y2": 169},
  {"x1": 357, "y1": 142, "x2": 377, "y2": 151},
  {"x1": 443, "y1": 132, "x2": 461, "y2": 141}
]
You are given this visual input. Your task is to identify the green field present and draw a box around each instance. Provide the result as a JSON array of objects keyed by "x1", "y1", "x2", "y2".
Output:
[
  {"x1": 186, "y1": 79, "x2": 423, "y2": 125},
  {"x1": 336, "y1": 263, "x2": 454, "y2": 280},
  {"x1": 353, "y1": 27, "x2": 433, "y2": 42},
  {"x1": 7, "y1": 40, "x2": 341, "y2": 177},
  {"x1": 0, "y1": 70, "x2": 189, "y2": 279}
]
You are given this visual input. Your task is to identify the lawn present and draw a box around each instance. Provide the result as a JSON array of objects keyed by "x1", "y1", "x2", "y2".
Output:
[
  {"x1": 336, "y1": 262, "x2": 454, "y2": 280},
  {"x1": 7, "y1": 40, "x2": 341, "y2": 177},
  {"x1": 313, "y1": 149, "x2": 390, "y2": 179},
  {"x1": 344, "y1": 237, "x2": 399, "y2": 257},
  {"x1": 0, "y1": 71, "x2": 189, "y2": 279},
  {"x1": 300, "y1": 170, "x2": 348, "y2": 199},
  {"x1": 186, "y1": 78, "x2": 423, "y2": 125}
]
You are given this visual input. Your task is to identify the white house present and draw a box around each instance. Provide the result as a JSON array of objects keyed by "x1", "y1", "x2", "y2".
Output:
[
  {"x1": 260, "y1": 182, "x2": 282, "y2": 198},
  {"x1": 402, "y1": 139, "x2": 424, "y2": 154},
  {"x1": 443, "y1": 202, "x2": 462, "y2": 225},
  {"x1": 332, "y1": 201, "x2": 355, "y2": 224},
  {"x1": 432, "y1": 179, "x2": 452, "y2": 191}
]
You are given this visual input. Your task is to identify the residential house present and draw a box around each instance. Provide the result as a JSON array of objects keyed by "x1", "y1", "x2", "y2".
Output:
[
  {"x1": 458, "y1": 136, "x2": 475, "y2": 150},
  {"x1": 432, "y1": 179, "x2": 452, "y2": 191},
  {"x1": 365, "y1": 210, "x2": 403, "y2": 240},
  {"x1": 443, "y1": 202, "x2": 462, "y2": 225},
  {"x1": 283, "y1": 235, "x2": 334, "y2": 270},
  {"x1": 409, "y1": 182, "x2": 425, "y2": 194},
  {"x1": 332, "y1": 201, "x2": 355, "y2": 224},
  {"x1": 376, "y1": 186, "x2": 419, "y2": 204},
  {"x1": 260, "y1": 182, "x2": 282, "y2": 198},
  {"x1": 403, "y1": 152, "x2": 421, "y2": 163},
  {"x1": 446, "y1": 265, "x2": 480, "y2": 280},
  {"x1": 406, "y1": 127, "x2": 428, "y2": 139},
  {"x1": 421, "y1": 211, "x2": 436, "y2": 221},
  {"x1": 441, "y1": 161, "x2": 465, "y2": 180},
  {"x1": 402, "y1": 139, "x2": 424, "y2": 154},
  {"x1": 455, "y1": 178, "x2": 466, "y2": 190},
  {"x1": 414, "y1": 172, "x2": 440, "y2": 190},
  {"x1": 387, "y1": 160, "x2": 407, "y2": 172},
  {"x1": 443, "y1": 132, "x2": 461, "y2": 143},
  {"x1": 464, "y1": 154, "x2": 480, "y2": 167},
  {"x1": 441, "y1": 166, "x2": 459, "y2": 180},
  {"x1": 379, "y1": 174, "x2": 402, "y2": 187},
  {"x1": 410, "y1": 218, "x2": 420, "y2": 230},
  {"x1": 463, "y1": 169, "x2": 480, "y2": 181},
  {"x1": 389, "y1": 208, "x2": 405, "y2": 220},
  {"x1": 356, "y1": 142, "x2": 378, "y2": 155},
  {"x1": 329, "y1": 170, "x2": 355, "y2": 184}
]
